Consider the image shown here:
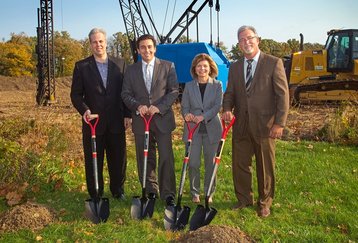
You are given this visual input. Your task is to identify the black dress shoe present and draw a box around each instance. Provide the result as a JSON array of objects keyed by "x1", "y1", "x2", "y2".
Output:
[{"x1": 166, "y1": 196, "x2": 175, "y2": 206}]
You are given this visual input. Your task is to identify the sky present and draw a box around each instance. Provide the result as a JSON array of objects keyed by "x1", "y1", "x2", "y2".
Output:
[{"x1": 1, "y1": 0, "x2": 357, "y2": 48}]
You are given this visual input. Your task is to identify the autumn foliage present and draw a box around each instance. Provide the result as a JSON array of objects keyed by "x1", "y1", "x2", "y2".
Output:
[{"x1": 0, "y1": 42, "x2": 34, "y2": 77}]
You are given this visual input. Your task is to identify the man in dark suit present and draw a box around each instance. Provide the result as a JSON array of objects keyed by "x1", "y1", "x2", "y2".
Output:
[
  {"x1": 71, "y1": 28, "x2": 131, "y2": 200},
  {"x1": 222, "y1": 25, "x2": 289, "y2": 218},
  {"x1": 121, "y1": 34, "x2": 178, "y2": 206}
]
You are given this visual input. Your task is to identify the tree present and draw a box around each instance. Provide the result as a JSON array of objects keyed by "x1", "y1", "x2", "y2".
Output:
[
  {"x1": 259, "y1": 39, "x2": 276, "y2": 55},
  {"x1": 287, "y1": 38, "x2": 300, "y2": 53},
  {"x1": 228, "y1": 43, "x2": 242, "y2": 62},
  {"x1": 0, "y1": 42, "x2": 34, "y2": 76},
  {"x1": 79, "y1": 38, "x2": 91, "y2": 59},
  {"x1": 108, "y1": 32, "x2": 133, "y2": 64},
  {"x1": 8, "y1": 32, "x2": 37, "y2": 74},
  {"x1": 304, "y1": 42, "x2": 325, "y2": 50},
  {"x1": 53, "y1": 31, "x2": 83, "y2": 76},
  {"x1": 9, "y1": 32, "x2": 36, "y2": 47}
]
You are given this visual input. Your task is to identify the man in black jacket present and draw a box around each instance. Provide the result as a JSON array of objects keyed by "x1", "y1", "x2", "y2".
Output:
[{"x1": 71, "y1": 28, "x2": 131, "y2": 200}]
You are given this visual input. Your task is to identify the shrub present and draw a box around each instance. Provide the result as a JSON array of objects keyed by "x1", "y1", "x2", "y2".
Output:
[
  {"x1": 319, "y1": 101, "x2": 358, "y2": 144},
  {"x1": 0, "y1": 137, "x2": 36, "y2": 184},
  {"x1": 0, "y1": 116, "x2": 74, "y2": 190}
]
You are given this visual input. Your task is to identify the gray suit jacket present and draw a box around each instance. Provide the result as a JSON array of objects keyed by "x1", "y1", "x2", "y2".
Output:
[
  {"x1": 121, "y1": 58, "x2": 179, "y2": 134},
  {"x1": 223, "y1": 52, "x2": 289, "y2": 138},
  {"x1": 181, "y1": 78, "x2": 223, "y2": 144}
]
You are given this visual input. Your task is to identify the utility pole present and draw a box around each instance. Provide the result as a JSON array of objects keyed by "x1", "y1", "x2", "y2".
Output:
[{"x1": 36, "y1": 0, "x2": 56, "y2": 105}]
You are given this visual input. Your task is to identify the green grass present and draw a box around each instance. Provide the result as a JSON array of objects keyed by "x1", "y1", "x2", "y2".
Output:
[{"x1": 0, "y1": 123, "x2": 357, "y2": 242}]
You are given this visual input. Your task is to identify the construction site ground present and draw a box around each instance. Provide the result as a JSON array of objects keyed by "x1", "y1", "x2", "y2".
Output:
[{"x1": 0, "y1": 76, "x2": 337, "y2": 241}]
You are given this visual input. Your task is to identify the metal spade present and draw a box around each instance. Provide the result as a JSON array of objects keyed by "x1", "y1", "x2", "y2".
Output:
[
  {"x1": 164, "y1": 121, "x2": 200, "y2": 231},
  {"x1": 131, "y1": 114, "x2": 156, "y2": 220},
  {"x1": 84, "y1": 114, "x2": 110, "y2": 224},
  {"x1": 189, "y1": 116, "x2": 236, "y2": 230}
]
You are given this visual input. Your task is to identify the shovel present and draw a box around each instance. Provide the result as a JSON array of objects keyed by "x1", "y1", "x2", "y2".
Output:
[
  {"x1": 131, "y1": 114, "x2": 156, "y2": 220},
  {"x1": 84, "y1": 114, "x2": 110, "y2": 224},
  {"x1": 189, "y1": 116, "x2": 236, "y2": 231},
  {"x1": 164, "y1": 121, "x2": 201, "y2": 231}
]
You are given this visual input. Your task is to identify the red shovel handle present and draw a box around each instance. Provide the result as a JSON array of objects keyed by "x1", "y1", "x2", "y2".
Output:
[
  {"x1": 221, "y1": 116, "x2": 236, "y2": 139},
  {"x1": 85, "y1": 114, "x2": 99, "y2": 137},
  {"x1": 141, "y1": 114, "x2": 154, "y2": 132},
  {"x1": 84, "y1": 114, "x2": 100, "y2": 196},
  {"x1": 214, "y1": 116, "x2": 236, "y2": 165},
  {"x1": 182, "y1": 121, "x2": 200, "y2": 165},
  {"x1": 185, "y1": 121, "x2": 201, "y2": 140}
]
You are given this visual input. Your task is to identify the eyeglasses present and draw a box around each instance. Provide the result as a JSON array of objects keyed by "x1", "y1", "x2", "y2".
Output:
[{"x1": 239, "y1": 36, "x2": 257, "y2": 43}]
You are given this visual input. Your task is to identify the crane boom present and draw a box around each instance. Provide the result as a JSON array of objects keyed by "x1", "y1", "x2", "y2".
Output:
[{"x1": 118, "y1": 0, "x2": 216, "y2": 61}]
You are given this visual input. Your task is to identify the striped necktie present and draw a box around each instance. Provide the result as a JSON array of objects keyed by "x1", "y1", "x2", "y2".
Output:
[{"x1": 246, "y1": 59, "x2": 253, "y2": 91}]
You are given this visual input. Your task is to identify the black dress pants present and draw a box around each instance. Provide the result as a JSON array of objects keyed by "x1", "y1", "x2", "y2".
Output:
[{"x1": 83, "y1": 131, "x2": 126, "y2": 198}]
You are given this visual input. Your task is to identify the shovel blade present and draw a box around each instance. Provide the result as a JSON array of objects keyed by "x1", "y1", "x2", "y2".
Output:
[
  {"x1": 84, "y1": 198, "x2": 110, "y2": 224},
  {"x1": 189, "y1": 205, "x2": 206, "y2": 231},
  {"x1": 189, "y1": 205, "x2": 217, "y2": 230},
  {"x1": 164, "y1": 205, "x2": 191, "y2": 231},
  {"x1": 174, "y1": 205, "x2": 190, "y2": 230},
  {"x1": 202, "y1": 207, "x2": 217, "y2": 227},
  {"x1": 131, "y1": 196, "x2": 156, "y2": 220},
  {"x1": 143, "y1": 197, "x2": 156, "y2": 218},
  {"x1": 131, "y1": 196, "x2": 142, "y2": 219}
]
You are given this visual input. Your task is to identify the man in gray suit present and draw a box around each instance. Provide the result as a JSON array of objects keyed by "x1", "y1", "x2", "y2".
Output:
[
  {"x1": 222, "y1": 25, "x2": 289, "y2": 218},
  {"x1": 121, "y1": 34, "x2": 179, "y2": 206}
]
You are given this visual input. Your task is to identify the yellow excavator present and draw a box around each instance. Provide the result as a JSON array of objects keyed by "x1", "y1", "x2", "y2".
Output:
[{"x1": 285, "y1": 29, "x2": 358, "y2": 103}]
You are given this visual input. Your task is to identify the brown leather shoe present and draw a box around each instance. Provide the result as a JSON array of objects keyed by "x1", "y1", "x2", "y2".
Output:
[
  {"x1": 232, "y1": 201, "x2": 253, "y2": 210},
  {"x1": 258, "y1": 207, "x2": 270, "y2": 218}
]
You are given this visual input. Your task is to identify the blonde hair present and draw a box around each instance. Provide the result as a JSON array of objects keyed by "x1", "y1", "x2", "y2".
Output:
[{"x1": 190, "y1": 53, "x2": 218, "y2": 79}]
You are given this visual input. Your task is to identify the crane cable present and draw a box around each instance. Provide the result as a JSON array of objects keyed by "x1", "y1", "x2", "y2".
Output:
[
  {"x1": 144, "y1": 0, "x2": 155, "y2": 36},
  {"x1": 209, "y1": 0, "x2": 213, "y2": 45},
  {"x1": 169, "y1": 0, "x2": 177, "y2": 33},
  {"x1": 161, "y1": 0, "x2": 170, "y2": 38},
  {"x1": 216, "y1": 0, "x2": 220, "y2": 47}
]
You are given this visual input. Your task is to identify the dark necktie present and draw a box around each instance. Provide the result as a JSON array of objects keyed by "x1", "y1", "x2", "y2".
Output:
[{"x1": 246, "y1": 59, "x2": 253, "y2": 91}]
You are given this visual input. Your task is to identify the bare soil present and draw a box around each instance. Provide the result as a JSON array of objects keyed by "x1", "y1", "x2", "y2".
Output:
[
  {"x1": 0, "y1": 75, "x2": 336, "y2": 237},
  {"x1": 0, "y1": 202, "x2": 56, "y2": 232},
  {"x1": 175, "y1": 225, "x2": 255, "y2": 242}
]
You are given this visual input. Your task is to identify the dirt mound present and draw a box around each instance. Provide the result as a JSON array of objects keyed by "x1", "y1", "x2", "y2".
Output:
[
  {"x1": 0, "y1": 202, "x2": 57, "y2": 232},
  {"x1": 176, "y1": 225, "x2": 255, "y2": 243}
]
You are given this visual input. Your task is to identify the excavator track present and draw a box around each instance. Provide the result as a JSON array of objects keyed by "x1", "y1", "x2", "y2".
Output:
[{"x1": 292, "y1": 80, "x2": 358, "y2": 103}]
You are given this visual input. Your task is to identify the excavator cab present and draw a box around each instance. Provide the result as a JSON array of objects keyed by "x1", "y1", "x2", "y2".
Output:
[{"x1": 326, "y1": 29, "x2": 358, "y2": 73}]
